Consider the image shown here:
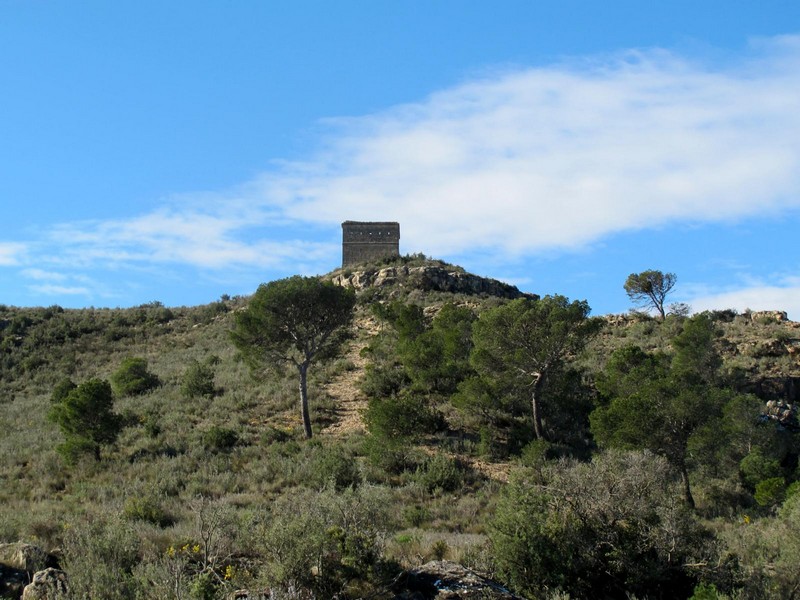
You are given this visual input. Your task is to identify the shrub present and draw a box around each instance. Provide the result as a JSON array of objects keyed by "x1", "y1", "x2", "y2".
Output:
[
  {"x1": 123, "y1": 495, "x2": 173, "y2": 527},
  {"x1": 111, "y1": 357, "x2": 160, "y2": 396},
  {"x1": 754, "y1": 477, "x2": 786, "y2": 507},
  {"x1": 181, "y1": 359, "x2": 217, "y2": 398},
  {"x1": 413, "y1": 454, "x2": 465, "y2": 494},
  {"x1": 62, "y1": 516, "x2": 142, "y2": 600},
  {"x1": 50, "y1": 377, "x2": 76, "y2": 404},
  {"x1": 363, "y1": 434, "x2": 420, "y2": 475},
  {"x1": 256, "y1": 486, "x2": 392, "y2": 596},
  {"x1": 430, "y1": 539, "x2": 449, "y2": 561},
  {"x1": 364, "y1": 393, "x2": 442, "y2": 440},
  {"x1": 740, "y1": 449, "x2": 783, "y2": 489},
  {"x1": 303, "y1": 445, "x2": 361, "y2": 491},
  {"x1": 491, "y1": 451, "x2": 709, "y2": 598},
  {"x1": 190, "y1": 571, "x2": 218, "y2": 600},
  {"x1": 202, "y1": 426, "x2": 239, "y2": 452}
]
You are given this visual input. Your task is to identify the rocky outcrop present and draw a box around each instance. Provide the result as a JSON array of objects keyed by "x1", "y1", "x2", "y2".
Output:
[
  {"x1": 391, "y1": 560, "x2": 526, "y2": 599},
  {"x1": 228, "y1": 562, "x2": 526, "y2": 600},
  {"x1": 749, "y1": 310, "x2": 789, "y2": 323},
  {"x1": 21, "y1": 568, "x2": 69, "y2": 600},
  {"x1": 763, "y1": 399, "x2": 799, "y2": 430},
  {"x1": 0, "y1": 543, "x2": 61, "y2": 600},
  {"x1": 0, "y1": 543, "x2": 55, "y2": 573},
  {"x1": 331, "y1": 266, "x2": 531, "y2": 300}
]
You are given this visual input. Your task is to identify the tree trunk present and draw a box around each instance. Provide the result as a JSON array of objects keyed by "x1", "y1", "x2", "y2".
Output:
[
  {"x1": 680, "y1": 463, "x2": 695, "y2": 509},
  {"x1": 531, "y1": 375, "x2": 546, "y2": 440},
  {"x1": 298, "y1": 362, "x2": 313, "y2": 439}
]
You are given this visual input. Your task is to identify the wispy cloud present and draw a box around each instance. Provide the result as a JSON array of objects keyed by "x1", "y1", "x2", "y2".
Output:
[
  {"x1": 44, "y1": 208, "x2": 336, "y2": 271},
  {"x1": 0, "y1": 243, "x2": 26, "y2": 266},
  {"x1": 19, "y1": 269, "x2": 99, "y2": 300},
  {"x1": 28, "y1": 284, "x2": 92, "y2": 297},
  {"x1": 256, "y1": 35, "x2": 800, "y2": 260},
  {"x1": 21, "y1": 268, "x2": 68, "y2": 282},
  {"x1": 4, "y1": 35, "x2": 800, "y2": 285}
]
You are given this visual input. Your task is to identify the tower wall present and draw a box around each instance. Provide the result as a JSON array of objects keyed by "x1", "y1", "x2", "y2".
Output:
[{"x1": 342, "y1": 221, "x2": 400, "y2": 267}]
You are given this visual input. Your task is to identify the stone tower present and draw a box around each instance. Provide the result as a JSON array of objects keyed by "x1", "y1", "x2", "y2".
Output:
[{"x1": 341, "y1": 221, "x2": 400, "y2": 267}]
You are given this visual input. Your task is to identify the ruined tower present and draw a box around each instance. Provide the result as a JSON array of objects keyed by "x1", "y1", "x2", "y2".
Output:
[{"x1": 341, "y1": 221, "x2": 400, "y2": 268}]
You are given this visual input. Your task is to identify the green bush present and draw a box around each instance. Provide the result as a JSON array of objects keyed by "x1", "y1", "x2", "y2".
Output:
[
  {"x1": 111, "y1": 357, "x2": 160, "y2": 396},
  {"x1": 123, "y1": 495, "x2": 173, "y2": 527},
  {"x1": 181, "y1": 359, "x2": 217, "y2": 398},
  {"x1": 190, "y1": 571, "x2": 218, "y2": 600},
  {"x1": 202, "y1": 426, "x2": 239, "y2": 452},
  {"x1": 413, "y1": 454, "x2": 465, "y2": 494},
  {"x1": 303, "y1": 445, "x2": 361, "y2": 491},
  {"x1": 363, "y1": 434, "x2": 420, "y2": 475},
  {"x1": 256, "y1": 486, "x2": 391, "y2": 597},
  {"x1": 62, "y1": 516, "x2": 142, "y2": 600},
  {"x1": 51, "y1": 376, "x2": 76, "y2": 404},
  {"x1": 491, "y1": 451, "x2": 707, "y2": 598},
  {"x1": 740, "y1": 449, "x2": 783, "y2": 489},
  {"x1": 364, "y1": 393, "x2": 442, "y2": 440},
  {"x1": 754, "y1": 477, "x2": 786, "y2": 507}
]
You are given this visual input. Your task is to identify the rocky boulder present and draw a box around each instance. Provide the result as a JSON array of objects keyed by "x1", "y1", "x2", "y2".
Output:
[
  {"x1": 390, "y1": 560, "x2": 526, "y2": 599},
  {"x1": 22, "y1": 568, "x2": 69, "y2": 600},
  {"x1": 0, "y1": 543, "x2": 56, "y2": 573},
  {"x1": 0, "y1": 543, "x2": 61, "y2": 600}
]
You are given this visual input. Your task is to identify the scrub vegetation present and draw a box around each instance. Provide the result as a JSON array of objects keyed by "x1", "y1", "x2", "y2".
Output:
[{"x1": 1, "y1": 260, "x2": 799, "y2": 599}]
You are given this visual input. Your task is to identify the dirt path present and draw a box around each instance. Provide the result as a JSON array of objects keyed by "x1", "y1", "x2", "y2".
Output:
[
  {"x1": 319, "y1": 315, "x2": 511, "y2": 482},
  {"x1": 321, "y1": 316, "x2": 379, "y2": 437}
]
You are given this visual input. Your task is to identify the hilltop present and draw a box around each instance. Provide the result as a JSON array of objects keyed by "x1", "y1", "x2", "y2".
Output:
[{"x1": 1, "y1": 257, "x2": 800, "y2": 599}]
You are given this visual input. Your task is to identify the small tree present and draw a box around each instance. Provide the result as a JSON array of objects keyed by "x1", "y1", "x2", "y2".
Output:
[
  {"x1": 469, "y1": 295, "x2": 601, "y2": 441},
  {"x1": 624, "y1": 270, "x2": 677, "y2": 320},
  {"x1": 231, "y1": 276, "x2": 356, "y2": 438},
  {"x1": 48, "y1": 378, "x2": 122, "y2": 461},
  {"x1": 591, "y1": 315, "x2": 729, "y2": 508}
]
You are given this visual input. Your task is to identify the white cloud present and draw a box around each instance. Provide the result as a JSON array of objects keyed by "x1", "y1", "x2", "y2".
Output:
[
  {"x1": 29, "y1": 284, "x2": 91, "y2": 297},
  {"x1": 45, "y1": 208, "x2": 337, "y2": 271},
  {"x1": 255, "y1": 35, "x2": 800, "y2": 258},
  {"x1": 0, "y1": 243, "x2": 26, "y2": 266},
  {"x1": 21, "y1": 268, "x2": 68, "y2": 282},
  {"x1": 15, "y1": 35, "x2": 800, "y2": 277}
]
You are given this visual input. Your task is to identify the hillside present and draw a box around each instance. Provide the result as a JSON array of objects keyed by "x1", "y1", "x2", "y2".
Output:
[{"x1": 1, "y1": 258, "x2": 800, "y2": 599}]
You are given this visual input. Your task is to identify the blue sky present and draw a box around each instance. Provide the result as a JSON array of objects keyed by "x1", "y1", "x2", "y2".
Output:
[{"x1": 2, "y1": 1, "x2": 800, "y2": 318}]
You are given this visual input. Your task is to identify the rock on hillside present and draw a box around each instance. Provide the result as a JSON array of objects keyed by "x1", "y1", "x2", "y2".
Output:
[
  {"x1": 330, "y1": 264, "x2": 533, "y2": 300},
  {"x1": 390, "y1": 561, "x2": 527, "y2": 599},
  {"x1": 0, "y1": 542, "x2": 61, "y2": 600}
]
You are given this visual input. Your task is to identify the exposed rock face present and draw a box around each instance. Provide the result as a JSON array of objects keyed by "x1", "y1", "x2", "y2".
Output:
[
  {"x1": 331, "y1": 265, "x2": 531, "y2": 300},
  {"x1": 749, "y1": 310, "x2": 789, "y2": 322},
  {"x1": 228, "y1": 562, "x2": 526, "y2": 599},
  {"x1": 0, "y1": 543, "x2": 55, "y2": 573},
  {"x1": 21, "y1": 568, "x2": 69, "y2": 600},
  {"x1": 763, "y1": 399, "x2": 799, "y2": 429},
  {"x1": 0, "y1": 543, "x2": 61, "y2": 600},
  {"x1": 391, "y1": 560, "x2": 526, "y2": 599}
]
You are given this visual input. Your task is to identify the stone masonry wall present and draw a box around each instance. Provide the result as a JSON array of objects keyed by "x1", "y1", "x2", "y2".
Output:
[{"x1": 342, "y1": 221, "x2": 400, "y2": 267}]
